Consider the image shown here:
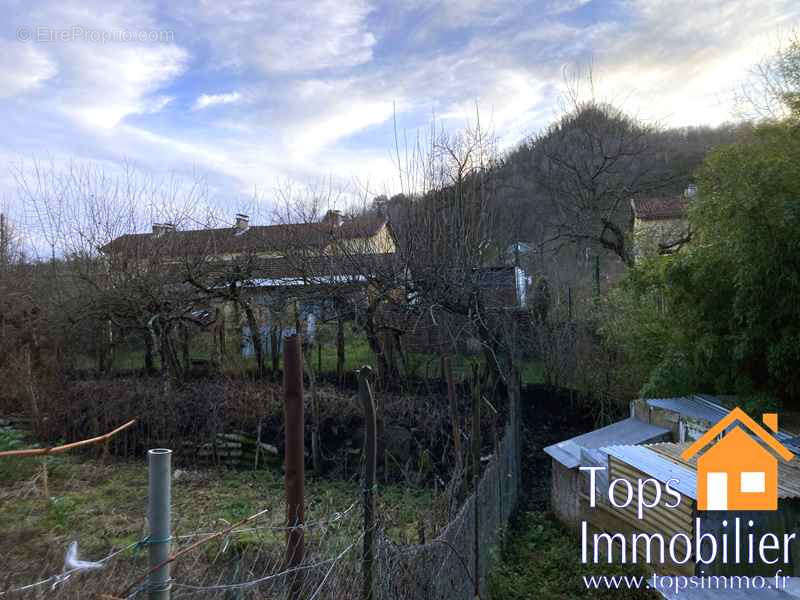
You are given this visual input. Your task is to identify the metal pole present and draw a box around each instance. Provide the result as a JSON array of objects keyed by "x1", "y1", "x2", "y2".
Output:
[
  {"x1": 358, "y1": 367, "x2": 377, "y2": 600},
  {"x1": 148, "y1": 448, "x2": 172, "y2": 600},
  {"x1": 283, "y1": 334, "x2": 305, "y2": 600}
]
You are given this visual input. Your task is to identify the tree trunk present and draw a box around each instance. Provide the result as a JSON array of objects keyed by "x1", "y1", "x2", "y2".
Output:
[
  {"x1": 394, "y1": 331, "x2": 408, "y2": 380},
  {"x1": 213, "y1": 310, "x2": 225, "y2": 371},
  {"x1": 243, "y1": 302, "x2": 265, "y2": 378},
  {"x1": 159, "y1": 322, "x2": 183, "y2": 380},
  {"x1": 305, "y1": 350, "x2": 322, "y2": 475},
  {"x1": 143, "y1": 330, "x2": 155, "y2": 374},
  {"x1": 364, "y1": 302, "x2": 390, "y2": 388},
  {"x1": 271, "y1": 323, "x2": 280, "y2": 378},
  {"x1": 181, "y1": 322, "x2": 190, "y2": 372}
]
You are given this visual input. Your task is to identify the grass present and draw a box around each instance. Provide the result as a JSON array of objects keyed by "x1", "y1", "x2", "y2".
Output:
[
  {"x1": 0, "y1": 437, "x2": 439, "y2": 589},
  {"x1": 489, "y1": 512, "x2": 659, "y2": 600},
  {"x1": 91, "y1": 324, "x2": 545, "y2": 385}
]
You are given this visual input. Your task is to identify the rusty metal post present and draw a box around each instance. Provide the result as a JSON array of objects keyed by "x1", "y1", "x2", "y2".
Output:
[
  {"x1": 358, "y1": 367, "x2": 377, "y2": 600},
  {"x1": 283, "y1": 334, "x2": 305, "y2": 600}
]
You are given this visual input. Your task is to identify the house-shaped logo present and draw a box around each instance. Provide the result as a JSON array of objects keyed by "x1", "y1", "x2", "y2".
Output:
[{"x1": 681, "y1": 408, "x2": 794, "y2": 511}]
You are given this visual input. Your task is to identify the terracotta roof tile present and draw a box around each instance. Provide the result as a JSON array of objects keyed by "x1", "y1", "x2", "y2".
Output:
[
  {"x1": 631, "y1": 196, "x2": 688, "y2": 221},
  {"x1": 100, "y1": 216, "x2": 387, "y2": 257}
]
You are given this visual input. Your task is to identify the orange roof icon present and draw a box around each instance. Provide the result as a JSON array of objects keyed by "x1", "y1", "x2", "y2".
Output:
[{"x1": 681, "y1": 407, "x2": 794, "y2": 462}]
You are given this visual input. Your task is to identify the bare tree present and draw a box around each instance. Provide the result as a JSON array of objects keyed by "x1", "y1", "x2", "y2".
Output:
[
  {"x1": 521, "y1": 101, "x2": 669, "y2": 267},
  {"x1": 735, "y1": 30, "x2": 800, "y2": 121},
  {"x1": 14, "y1": 160, "x2": 218, "y2": 379}
]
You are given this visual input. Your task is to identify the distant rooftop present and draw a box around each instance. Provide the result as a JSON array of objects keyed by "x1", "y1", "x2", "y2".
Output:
[
  {"x1": 631, "y1": 196, "x2": 688, "y2": 221},
  {"x1": 100, "y1": 214, "x2": 388, "y2": 257}
]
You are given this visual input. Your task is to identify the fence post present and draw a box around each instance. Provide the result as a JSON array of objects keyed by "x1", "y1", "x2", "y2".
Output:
[
  {"x1": 444, "y1": 357, "x2": 461, "y2": 467},
  {"x1": 358, "y1": 366, "x2": 377, "y2": 600},
  {"x1": 148, "y1": 448, "x2": 172, "y2": 600},
  {"x1": 283, "y1": 334, "x2": 305, "y2": 600},
  {"x1": 471, "y1": 367, "x2": 481, "y2": 598},
  {"x1": 594, "y1": 255, "x2": 601, "y2": 297},
  {"x1": 337, "y1": 316, "x2": 345, "y2": 386}
]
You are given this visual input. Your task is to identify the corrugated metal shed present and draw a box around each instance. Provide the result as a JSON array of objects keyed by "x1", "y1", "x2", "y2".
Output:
[
  {"x1": 602, "y1": 444, "x2": 697, "y2": 500},
  {"x1": 600, "y1": 444, "x2": 697, "y2": 575},
  {"x1": 648, "y1": 441, "x2": 800, "y2": 499},
  {"x1": 646, "y1": 395, "x2": 729, "y2": 425},
  {"x1": 641, "y1": 395, "x2": 800, "y2": 452},
  {"x1": 543, "y1": 417, "x2": 671, "y2": 469}
]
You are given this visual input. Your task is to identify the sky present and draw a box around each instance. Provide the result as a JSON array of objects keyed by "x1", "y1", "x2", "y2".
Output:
[{"x1": 1, "y1": 0, "x2": 799, "y2": 237}]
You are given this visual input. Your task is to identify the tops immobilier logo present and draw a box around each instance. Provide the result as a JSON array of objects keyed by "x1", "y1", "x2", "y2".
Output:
[{"x1": 680, "y1": 408, "x2": 794, "y2": 511}]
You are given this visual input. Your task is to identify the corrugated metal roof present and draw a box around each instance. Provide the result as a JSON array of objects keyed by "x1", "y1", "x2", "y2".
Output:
[
  {"x1": 543, "y1": 417, "x2": 671, "y2": 469},
  {"x1": 646, "y1": 395, "x2": 800, "y2": 453},
  {"x1": 601, "y1": 444, "x2": 697, "y2": 500},
  {"x1": 646, "y1": 395, "x2": 729, "y2": 424},
  {"x1": 648, "y1": 441, "x2": 800, "y2": 499},
  {"x1": 656, "y1": 581, "x2": 800, "y2": 599}
]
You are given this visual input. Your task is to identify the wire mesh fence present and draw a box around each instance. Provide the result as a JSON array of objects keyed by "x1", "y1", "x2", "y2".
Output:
[
  {"x1": 0, "y1": 500, "x2": 365, "y2": 599},
  {"x1": 376, "y1": 419, "x2": 520, "y2": 599},
  {"x1": 2, "y1": 384, "x2": 520, "y2": 600},
  {"x1": 2, "y1": 415, "x2": 518, "y2": 600}
]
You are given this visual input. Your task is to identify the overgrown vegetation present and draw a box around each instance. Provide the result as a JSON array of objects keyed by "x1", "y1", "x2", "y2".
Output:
[
  {"x1": 489, "y1": 512, "x2": 658, "y2": 600},
  {"x1": 0, "y1": 451, "x2": 439, "y2": 592},
  {"x1": 601, "y1": 119, "x2": 800, "y2": 408}
]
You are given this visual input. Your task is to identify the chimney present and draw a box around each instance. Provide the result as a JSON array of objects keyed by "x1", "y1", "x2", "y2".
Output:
[
  {"x1": 321, "y1": 209, "x2": 343, "y2": 227},
  {"x1": 235, "y1": 213, "x2": 249, "y2": 231},
  {"x1": 684, "y1": 184, "x2": 697, "y2": 199},
  {"x1": 763, "y1": 413, "x2": 778, "y2": 433},
  {"x1": 153, "y1": 223, "x2": 175, "y2": 237}
]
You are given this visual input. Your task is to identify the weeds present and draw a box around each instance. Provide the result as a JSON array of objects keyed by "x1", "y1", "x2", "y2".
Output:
[{"x1": 489, "y1": 512, "x2": 658, "y2": 600}]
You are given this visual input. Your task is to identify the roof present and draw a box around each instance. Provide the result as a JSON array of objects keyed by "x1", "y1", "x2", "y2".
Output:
[
  {"x1": 645, "y1": 395, "x2": 800, "y2": 449},
  {"x1": 646, "y1": 395, "x2": 730, "y2": 424},
  {"x1": 650, "y1": 441, "x2": 800, "y2": 500},
  {"x1": 100, "y1": 215, "x2": 388, "y2": 257},
  {"x1": 543, "y1": 417, "x2": 670, "y2": 469},
  {"x1": 631, "y1": 196, "x2": 688, "y2": 221},
  {"x1": 602, "y1": 443, "x2": 697, "y2": 500},
  {"x1": 681, "y1": 407, "x2": 794, "y2": 462}
]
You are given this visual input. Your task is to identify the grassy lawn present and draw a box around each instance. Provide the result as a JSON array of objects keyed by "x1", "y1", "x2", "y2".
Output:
[
  {"x1": 489, "y1": 512, "x2": 659, "y2": 600},
  {"x1": 0, "y1": 426, "x2": 439, "y2": 591}
]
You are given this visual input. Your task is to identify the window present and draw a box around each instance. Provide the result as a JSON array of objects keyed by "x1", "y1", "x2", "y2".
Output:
[{"x1": 741, "y1": 472, "x2": 765, "y2": 493}]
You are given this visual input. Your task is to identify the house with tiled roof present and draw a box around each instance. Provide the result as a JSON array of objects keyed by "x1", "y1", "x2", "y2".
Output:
[
  {"x1": 100, "y1": 210, "x2": 398, "y2": 354},
  {"x1": 630, "y1": 186, "x2": 693, "y2": 259},
  {"x1": 100, "y1": 210, "x2": 395, "y2": 264}
]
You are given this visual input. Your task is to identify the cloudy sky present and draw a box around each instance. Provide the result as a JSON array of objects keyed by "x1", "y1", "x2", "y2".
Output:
[{"x1": 1, "y1": 0, "x2": 798, "y2": 229}]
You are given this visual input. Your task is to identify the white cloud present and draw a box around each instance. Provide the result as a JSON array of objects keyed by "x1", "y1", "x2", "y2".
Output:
[
  {"x1": 1, "y1": 0, "x2": 799, "y2": 235},
  {"x1": 193, "y1": 91, "x2": 242, "y2": 110},
  {"x1": 172, "y1": 0, "x2": 377, "y2": 74},
  {"x1": 60, "y1": 43, "x2": 188, "y2": 128},
  {"x1": 0, "y1": 41, "x2": 57, "y2": 97}
]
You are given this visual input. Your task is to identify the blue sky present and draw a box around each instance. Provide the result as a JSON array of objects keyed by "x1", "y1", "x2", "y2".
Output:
[{"x1": 1, "y1": 0, "x2": 799, "y2": 235}]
